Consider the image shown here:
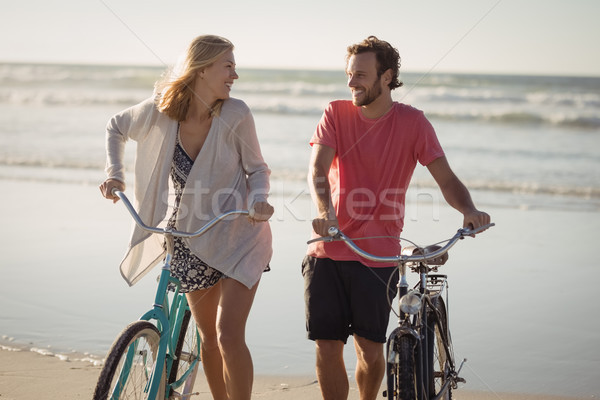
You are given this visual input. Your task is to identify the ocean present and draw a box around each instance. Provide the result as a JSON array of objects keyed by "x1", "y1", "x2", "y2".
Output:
[
  {"x1": 1, "y1": 62, "x2": 598, "y2": 208},
  {"x1": 1, "y1": 62, "x2": 599, "y2": 397}
]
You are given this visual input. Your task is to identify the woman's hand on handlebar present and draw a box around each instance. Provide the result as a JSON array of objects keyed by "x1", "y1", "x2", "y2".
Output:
[
  {"x1": 99, "y1": 179, "x2": 125, "y2": 203},
  {"x1": 248, "y1": 201, "x2": 274, "y2": 223}
]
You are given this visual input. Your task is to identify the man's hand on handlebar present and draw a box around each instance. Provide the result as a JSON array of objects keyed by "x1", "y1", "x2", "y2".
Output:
[
  {"x1": 312, "y1": 216, "x2": 339, "y2": 238},
  {"x1": 99, "y1": 179, "x2": 125, "y2": 203},
  {"x1": 463, "y1": 209, "x2": 491, "y2": 235}
]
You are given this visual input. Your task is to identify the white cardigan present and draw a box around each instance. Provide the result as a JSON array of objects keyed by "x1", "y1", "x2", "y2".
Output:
[{"x1": 105, "y1": 96, "x2": 272, "y2": 288}]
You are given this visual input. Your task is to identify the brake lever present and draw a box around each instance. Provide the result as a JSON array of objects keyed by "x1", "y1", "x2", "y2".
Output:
[
  {"x1": 306, "y1": 226, "x2": 341, "y2": 245},
  {"x1": 307, "y1": 236, "x2": 335, "y2": 244}
]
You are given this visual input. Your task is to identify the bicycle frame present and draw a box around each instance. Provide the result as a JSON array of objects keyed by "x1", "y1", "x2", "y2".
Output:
[
  {"x1": 163, "y1": 276, "x2": 199, "y2": 392},
  {"x1": 103, "y1": 190, "x2": 249, "y2": 400}
]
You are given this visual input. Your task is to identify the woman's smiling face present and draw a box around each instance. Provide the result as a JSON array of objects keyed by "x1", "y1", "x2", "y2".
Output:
[{"x1": 200, "y1": 49, "x2": 239, "y2": 101}]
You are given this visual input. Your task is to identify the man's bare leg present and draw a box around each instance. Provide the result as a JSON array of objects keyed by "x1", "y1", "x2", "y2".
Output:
[
  {"x1": 315, "y1": 339, "x2": 349, "y2": 399},
  {"x1": 354, "y1": 335, "x2": 385, "y2": 400}
]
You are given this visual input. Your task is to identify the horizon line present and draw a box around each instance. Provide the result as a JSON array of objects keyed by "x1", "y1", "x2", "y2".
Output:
[{"x1": 1, "y1": 59, "x2": 599, "y2": 79}]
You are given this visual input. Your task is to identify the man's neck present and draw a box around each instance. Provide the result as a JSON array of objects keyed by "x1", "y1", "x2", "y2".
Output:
[{"x1": 360, "y1": 94, "x2": 394, "y2": 119}]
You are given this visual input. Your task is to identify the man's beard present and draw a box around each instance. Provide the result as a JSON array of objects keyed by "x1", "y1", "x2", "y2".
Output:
[{"x1": 352, "y1": 76, "x2": 382, "y2": 107}]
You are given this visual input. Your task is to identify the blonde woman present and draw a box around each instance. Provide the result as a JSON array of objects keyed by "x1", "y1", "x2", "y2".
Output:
[{"x1": 99, "y1": 35, "x2": 273, "y2": 400}]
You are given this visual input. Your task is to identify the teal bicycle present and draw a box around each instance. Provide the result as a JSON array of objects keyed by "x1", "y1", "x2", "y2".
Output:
[{"x1": 93, "y1": 190, "x2": 248, "y2": 400}]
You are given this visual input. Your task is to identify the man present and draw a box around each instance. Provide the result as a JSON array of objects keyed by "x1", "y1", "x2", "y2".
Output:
[{"x1": 303, "y1": 36, "x2": 491, "y2": 400}]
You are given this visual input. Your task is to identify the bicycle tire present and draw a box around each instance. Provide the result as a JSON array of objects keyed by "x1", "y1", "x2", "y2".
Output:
[
  {"x1": 168, "y1": 309, "x2": 200, "y2": 398},
  {"x1": 93, "y1": 321, "x2": 165, "y2": 400},
  {"x1": 427, "y1": 297, "x2": 452, "y2": 400},
  {"x1": 386, "y1": 333, "x2": 417, "y2": 399}
]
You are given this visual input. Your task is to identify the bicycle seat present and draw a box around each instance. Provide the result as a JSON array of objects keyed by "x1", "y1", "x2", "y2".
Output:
[{"x1": 402, "y1": 245, "x2": 449, "y2": 265}]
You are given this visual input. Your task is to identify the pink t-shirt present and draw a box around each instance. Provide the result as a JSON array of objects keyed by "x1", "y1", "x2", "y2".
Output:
[{"x1": 307, "y1": 100, "x2": 444, "y2": 267}]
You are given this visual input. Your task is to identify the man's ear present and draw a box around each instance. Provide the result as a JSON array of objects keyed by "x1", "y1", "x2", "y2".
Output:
[{"x1": 382, "y1": 68, "x2": 393, "y2": 85}]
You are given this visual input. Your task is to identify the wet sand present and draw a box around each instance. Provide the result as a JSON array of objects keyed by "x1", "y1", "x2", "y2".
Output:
[{"x1": 0, "y1": 348, "x2": 591, "y2": 400}]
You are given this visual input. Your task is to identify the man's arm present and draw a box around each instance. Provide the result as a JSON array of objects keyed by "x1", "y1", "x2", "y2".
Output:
[
  {"x1": 308, "y1": 144, "x2": 339, "y2": 237},
  {"x1": 427, "y1": 156, "x2": 491, "y2": 231}
]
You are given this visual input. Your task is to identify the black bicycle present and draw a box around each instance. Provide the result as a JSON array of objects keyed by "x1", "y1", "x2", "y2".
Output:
[{"x1": 311, "y1": 223, "x2": 493, "y2": 400}]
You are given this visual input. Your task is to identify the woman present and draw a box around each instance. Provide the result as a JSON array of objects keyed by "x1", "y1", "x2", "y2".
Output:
[{"x1": 99, "y1": 35, "x2": 274, "y2": 400}]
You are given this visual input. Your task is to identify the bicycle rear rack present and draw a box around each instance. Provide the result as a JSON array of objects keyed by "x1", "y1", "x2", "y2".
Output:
[{"x1": 425, "y1": 274, "x2": 448, "y2": 297}]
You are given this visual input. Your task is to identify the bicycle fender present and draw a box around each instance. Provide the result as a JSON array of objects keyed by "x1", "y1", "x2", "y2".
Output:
[{"x1": 390, "y1": 325, "x2": 420, "y2": 341}]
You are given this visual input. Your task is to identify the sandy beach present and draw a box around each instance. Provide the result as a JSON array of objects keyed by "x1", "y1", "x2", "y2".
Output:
[
  {"x1": 1, "y1": 178, "x2": 599, "y2": 399},
  {"x1": 0, "y1": 347, "x2": 592, "y2": 400}
]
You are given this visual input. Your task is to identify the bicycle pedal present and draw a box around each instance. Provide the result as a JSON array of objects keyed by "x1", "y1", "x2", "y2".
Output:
[{"x1": 456, "y1": 376, "x2": 466, "y2": 384}]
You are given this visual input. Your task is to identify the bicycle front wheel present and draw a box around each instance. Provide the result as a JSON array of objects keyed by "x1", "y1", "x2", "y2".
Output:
[
  {"x1": 93, "y1": 321, "x2": 165, "y2": 400},
  {"x1": 386, "y1": 332, "x2": 417, "y2": 399}
]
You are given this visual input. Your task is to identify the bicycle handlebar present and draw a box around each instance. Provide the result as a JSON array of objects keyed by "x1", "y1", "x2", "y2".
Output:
[
  {"x1": 112, "y1": 190, "x2": 249, "y2": 238},
  {"x1": 312, "y1": 223, "x2": 494, "y2": 264}
]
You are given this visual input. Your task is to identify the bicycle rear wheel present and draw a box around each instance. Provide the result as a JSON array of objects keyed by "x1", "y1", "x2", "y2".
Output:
[
  {"x1": 168, "y1": 310, "x2": 200, "y2": 398},
  {"x1": 93, "y1": 321, "x2": 165, "y2": 400},
  {"x1": 427, "y1": 297, "x2": 452, "y2": 400}
]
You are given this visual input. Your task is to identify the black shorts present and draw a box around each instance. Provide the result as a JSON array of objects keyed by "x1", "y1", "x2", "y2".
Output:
[{"x1": 302, "y1": 255, "x2": 399, "y2": 344}]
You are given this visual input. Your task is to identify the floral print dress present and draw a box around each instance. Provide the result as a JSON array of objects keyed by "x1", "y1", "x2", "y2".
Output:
[{"x1": 167, "y1": 128, "x2": 225, "y2": 293}]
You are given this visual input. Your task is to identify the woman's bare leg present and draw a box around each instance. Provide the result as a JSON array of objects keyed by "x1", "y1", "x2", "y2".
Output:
[
  {"x1": 186, "y1": 282, "x2": 227, "y2": 400},
  {"x1": 217, "y1": 278, "x2": 259, "y2": 400}
]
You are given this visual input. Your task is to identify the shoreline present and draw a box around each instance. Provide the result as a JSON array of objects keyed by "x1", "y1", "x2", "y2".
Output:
[{"x1": 0, "y1": 348, "x2": 592, "y2": 400}]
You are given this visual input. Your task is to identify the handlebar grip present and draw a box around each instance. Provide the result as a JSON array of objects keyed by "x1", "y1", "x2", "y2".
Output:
[{"x1": 461, "y1": 222, "x2": 495, "y2": 236}]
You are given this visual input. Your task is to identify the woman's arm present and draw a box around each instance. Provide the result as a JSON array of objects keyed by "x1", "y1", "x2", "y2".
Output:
[
  {"x1": 99, "y1": 98, "x2": 157, "y2": 202},
  {"x1": 235, "y1": 110, "x2": 274, "y2": 221}
]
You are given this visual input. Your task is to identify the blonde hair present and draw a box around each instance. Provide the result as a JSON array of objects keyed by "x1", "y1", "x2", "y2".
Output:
[{"x1": 155, "y1": 35, "x2": 234, "y2": 121}]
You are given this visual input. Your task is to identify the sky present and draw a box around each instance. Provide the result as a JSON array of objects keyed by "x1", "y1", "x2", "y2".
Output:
[{"x1": 2, "y1": 0, "x2": 599, "y2": 77}]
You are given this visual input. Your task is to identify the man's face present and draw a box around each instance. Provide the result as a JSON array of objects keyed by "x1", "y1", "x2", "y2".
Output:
[{"x1": 346, "y1": 52, "x2": 382, "y2": 107}]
